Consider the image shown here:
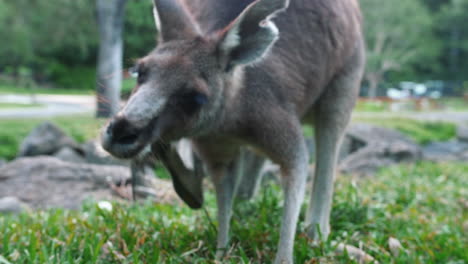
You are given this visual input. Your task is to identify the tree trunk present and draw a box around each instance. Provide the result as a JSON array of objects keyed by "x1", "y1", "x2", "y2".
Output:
[
  {"x1": 366, "y1": 74, "x2": 380, "y2": 98},
  {"x1": 96, "y1": 0, "x2": 127, "y2": 118}
]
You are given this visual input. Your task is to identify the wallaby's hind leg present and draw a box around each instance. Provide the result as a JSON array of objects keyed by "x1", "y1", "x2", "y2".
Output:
[
  {"x1": 205, "y1": 153, "x2": 244, "y2": 259},
  {"x1": 305, "y1": 47, "x2": 365, "y2": 241}
]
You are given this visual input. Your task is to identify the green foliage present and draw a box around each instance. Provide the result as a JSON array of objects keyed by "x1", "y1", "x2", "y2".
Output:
[
  {"x1": 434, "y1": 0, "x2": 468, "y2": 80},
  {"x1": 0, "y1": 116, "x2": 105, "y2": 160},
  {"x1": 361, "y1": 0, "x2": 440, "y2": 87},
  {"x1": 0, "y1": 0, "x2": 155, "y2": 90},
  {"x1": 356, "y1": 117, "x2": 457, "y2": 144},
  {"x1": 0, "y1": 162, "x2": 466, "y2": 263},
  {"x1": 0, "y1": 0, "x2": 97, "y2": 67},
  {"x1": 1, "y1": 0, "x2": 467, "y2": 92},
  {"x1": 124, "y1": 0, "x2": 157, "y2": 66},
  {"x1": 49, "y1": 66, "x2": 96, "y2": 90}
]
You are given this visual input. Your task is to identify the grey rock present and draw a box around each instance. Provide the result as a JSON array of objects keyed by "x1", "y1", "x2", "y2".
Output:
[
  {"x1": 0, "y1": 159, "x2": 6, "y2": 168},
  {"x1": 0, "y1": 157, "x2": 179, "y2": 210},
  {"x1": 339, "y1": 123, "x2": 422, "y2": 174},
  {"x1": 54, "y1": 147, "x2": 86, "y2": 163},
  {"x1": 0, "y1": 196, "x2": 30, "y2": 214},
  {"x1": 457, "y1": 125, "x2": 468, "y2": 142},
  {"x1": 18, "y1": 121, "x2": 80, "y2": 157},
  {"x1": 0, "y1": 156, "x2": 130, "y2": 209},
  {"x1": 422, "y1": 140, "x2": 468, "y2": 162}
]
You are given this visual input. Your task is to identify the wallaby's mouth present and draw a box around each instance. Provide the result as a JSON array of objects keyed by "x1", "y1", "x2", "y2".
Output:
[{"x1": 101, "y1": 116, "x2": 159, "y2": 159}]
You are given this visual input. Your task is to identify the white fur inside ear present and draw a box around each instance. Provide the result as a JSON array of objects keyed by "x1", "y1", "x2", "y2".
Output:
[
  {"x1": 261, "y1": 20, "x2": 279, "y2": 37},
  {"x1": 220, "y1": 25, "x2": 241, "y2": 52},
  {"x1": 153, "y1": 7, "x2": 162, "y2": 32}
]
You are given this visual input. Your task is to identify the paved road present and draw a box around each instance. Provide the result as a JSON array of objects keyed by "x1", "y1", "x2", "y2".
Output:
[
  {"x1": 1, "y1": 94, "x2": 467, "y2": 125},
  {"x1": 0, "y1": 94, "x2": 95, "y2": 118}
]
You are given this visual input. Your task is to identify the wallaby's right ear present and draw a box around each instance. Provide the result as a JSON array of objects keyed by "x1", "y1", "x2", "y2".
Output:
[
  {"x1": 214, "y1": 0, "x2": 289, "y2": 71},
  {"x1": 152, "y1": 0, "x2": 200, "y2": 42}
]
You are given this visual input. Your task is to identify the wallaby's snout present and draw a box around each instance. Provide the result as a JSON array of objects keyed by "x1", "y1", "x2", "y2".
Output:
[{"x1": 102, "y1": 115, "x2": 152, "y2": 158}]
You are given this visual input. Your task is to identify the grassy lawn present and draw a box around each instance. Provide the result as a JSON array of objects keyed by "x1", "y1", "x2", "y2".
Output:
[
  {"x1": 0, "y1": 102, "x2": 44, "y2": 109},
  {"x1": 439, "y1": 97, "x2": 468, "y2": 111},
  {"x1": 0, "y1": 116, "x2": 106, "y2": 160},
  {"x1": 0, "y1": 84, "x2": 93, "y2": 95},
  {"x1": 353, "y1": 117, "x2": 457, "y2": 145},
  {"x1": 0, "y1": 162, "x2": 466, "y2": 263},
  {"x1": 355, "y1": 97, "x2": 468, "y2": 112}
]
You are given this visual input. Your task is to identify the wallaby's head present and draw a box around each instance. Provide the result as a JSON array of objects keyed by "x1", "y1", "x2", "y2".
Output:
[{"x1": 102, "y1": 0, "x2": 288, "y2": 158}]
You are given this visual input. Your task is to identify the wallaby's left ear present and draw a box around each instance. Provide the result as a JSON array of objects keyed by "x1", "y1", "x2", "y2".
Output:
[
  {"x1": 152, "y1": 0, "x2": 200, "y2": 42},
  {"x1": 215, "y1": 0, "x2": 289, "y2": 70}
]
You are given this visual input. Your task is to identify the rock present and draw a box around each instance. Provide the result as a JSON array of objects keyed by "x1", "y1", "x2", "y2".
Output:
[
  {"x1": 388, "y1": 237, "x2": 404, "y2": 257},
  {"x1": 335, "y1": 243, "x2": 377, "y2": 264},
  {"x1": 0, "y1": 159, "x2": 5, "y2": 168},
  {"x1": 0, "y1": 156, "x2": 179, "y2": 209},
  {"x1": 457, "y1": 125, "x2": 468, "y2": 142},
  {"x1": 54, "y1": 147, "x2": 86, "y2": 163},
  {"x1": 339, "y1": 123, "x2": 421, "y2": 174},
  {"x1": 422, "y1": 140, "x2": 468, "y2": 162},
  {"x1": 0, "y1": 196, "x2": 30, "y2": 214},
  {"x1": 18, "y1": 121, "x2": 81, "y2": 157}
]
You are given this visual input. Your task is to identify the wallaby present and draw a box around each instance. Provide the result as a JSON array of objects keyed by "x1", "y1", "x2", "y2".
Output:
[{"x1": 102, "y1": 0, "x2": 365, "y2": 262}]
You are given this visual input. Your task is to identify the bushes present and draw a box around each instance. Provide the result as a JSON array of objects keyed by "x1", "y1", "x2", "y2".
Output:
[{"x1": 48, "y1": 65, "x2": 96, "y2": 90}]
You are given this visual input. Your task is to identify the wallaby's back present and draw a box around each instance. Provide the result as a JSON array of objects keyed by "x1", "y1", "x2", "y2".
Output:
[{"x1": 184, "y1": 0, "x2": 364, "y2": 116}]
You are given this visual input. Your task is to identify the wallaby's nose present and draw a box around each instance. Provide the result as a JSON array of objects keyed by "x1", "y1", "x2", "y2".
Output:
[{"x1": 106, "y1": 117, "x2": 141, "y2": 145}]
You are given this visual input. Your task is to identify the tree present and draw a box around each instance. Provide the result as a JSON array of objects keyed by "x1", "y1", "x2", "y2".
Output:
[
  {"x1": 0, "y1": 0, "x2": 96, "y2": 76},
  {"x1": 361, "y1": 0, "x2": 439, "y2": 97},
  {"x1": 124, "y1": 0, "x2": 156, "y2": 66},
  {"x1": 436, "y1": 0, "x2": 468, "y2": 81},
  {"x1": 96, "y1": 0, "x2": 128, "y2": 117}
]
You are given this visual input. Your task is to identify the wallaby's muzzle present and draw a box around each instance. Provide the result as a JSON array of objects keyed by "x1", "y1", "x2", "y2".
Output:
[{"x1": 101, "y1": 115, "x2": 158, "y2": 159}]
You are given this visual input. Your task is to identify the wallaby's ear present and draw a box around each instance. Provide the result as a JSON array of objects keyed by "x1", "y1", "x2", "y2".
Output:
[
  {"x1": 152, "y1": 141, "x2": 204, "y2": 209},
  {"x1": 215, "y1": 0, "x2": 289, "y2": 70},
  {"x1": 152, "y1": 0, "x2": 200, "y2": 42}
]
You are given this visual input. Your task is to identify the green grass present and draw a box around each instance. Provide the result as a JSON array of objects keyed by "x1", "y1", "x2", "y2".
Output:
[
  {"x1": 355, "y1": 117, "x2": 457, "y2": 144},
  {"x1": 439, "y1": 97, "x2": 468, "y2": 111},
  {"x1": 355, "y1": 100, "x2": 389, "y2": 112},
  {"x1": 0, "y1": 116, "x2": 106, "y2": 160},
  {"x1": 355, "y1": 97, "x2": 468, "y2": 112},
  {"x1": 0, "y1": 162, "x2": 466, "y2": 263},
  {"x1": 0, "y1": 102, "x2": 44, "y2": 109},
  {"x1": 0, "y1": 84, "x2": 93, "y2": 95}
]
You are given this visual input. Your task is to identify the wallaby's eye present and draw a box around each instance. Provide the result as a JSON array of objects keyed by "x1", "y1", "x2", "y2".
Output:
[
  {"x1": 178, "y1": 90, "x2": 208, "y2": 114},
  {"x1": 136, "y1": 65, "x2": 148, "y2": 85}
]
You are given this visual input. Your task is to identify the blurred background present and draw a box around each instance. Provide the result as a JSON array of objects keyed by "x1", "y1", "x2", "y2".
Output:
[
  {"x1": 0, "y1": 0, "x2": 467, "y2": 102},
  {"x1": 0, "y1": 0, "x2": 467, "y2": 263}
]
